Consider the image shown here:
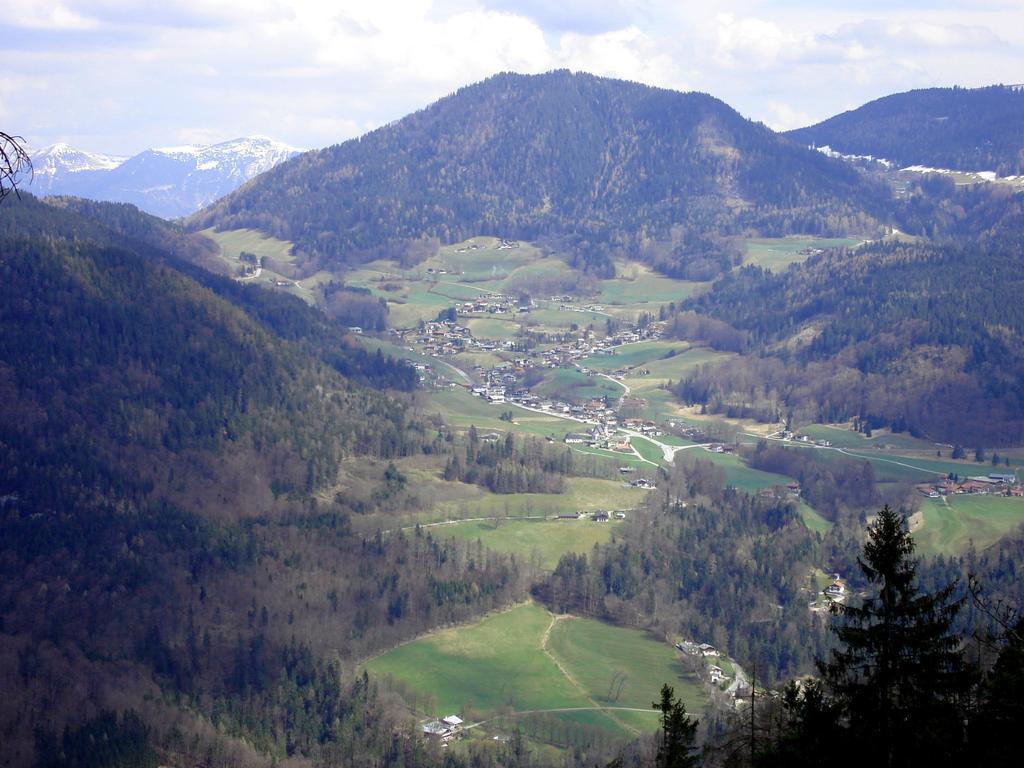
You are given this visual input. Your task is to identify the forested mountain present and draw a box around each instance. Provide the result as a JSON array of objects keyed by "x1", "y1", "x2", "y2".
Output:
[
  {"x1": 0, "y1": 196, "x2": 524, "y2": 768},
  {"x1": 676, "y1": 201, "x2": 1024, "y2": 445},
  {"x1": 29, "y1": 137, "x2": 301, "y2": 218},
  {"x1": 191, "y1": 70, "x2": 885, "y2": 278},
  {"x1": 787, "y1": 85, "x2": 1024, "y2": 175}
]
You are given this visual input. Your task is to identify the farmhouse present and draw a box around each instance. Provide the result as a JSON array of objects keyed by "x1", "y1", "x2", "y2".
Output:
[
  {"x1": 421, "y1": 720, "x2": 448, "y2": 742},
  {"x1": 421, "y1": 714, "x2": 464, "y2": 743},
  {"x1": 825, "y1": 582, "x2": 846, "y2": 598}
]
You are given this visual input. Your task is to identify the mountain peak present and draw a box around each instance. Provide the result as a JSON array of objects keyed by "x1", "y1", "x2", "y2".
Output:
[
  {"x1": 29, "y1": 143, "x2": 127, "y2": 176},
  {"x1": 190, "y1": 71, "x2": 874, "y2": 274},
  {"x1": 26, "y1": 136, "x2": 302, "y2": 218}
]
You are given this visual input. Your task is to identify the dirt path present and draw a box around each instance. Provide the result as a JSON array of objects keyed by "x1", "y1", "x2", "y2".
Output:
[
  {"x1": 383, "y1": 514, "x2": 548, "y2": 535},
  {"x1": 539, "y1": 613, "x2": 641, "y2": 736}
]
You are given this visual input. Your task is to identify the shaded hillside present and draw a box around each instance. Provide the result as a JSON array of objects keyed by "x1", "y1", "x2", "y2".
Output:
[
  {"x1": 36, "y1": 196, "x2": 418, "y2": 390},
  {"x1": 788, "y1": 85, "x2": 1024, "y2": 176},
  {"x1": 676, "y1": 219, "x2": 1024, "y2": 446},
  {"x1": 0, "y1": 196, "x2": 524, "y2": 768},
  {"x1": 191, "y1": 70, "x2": 884, "y2": 277}
]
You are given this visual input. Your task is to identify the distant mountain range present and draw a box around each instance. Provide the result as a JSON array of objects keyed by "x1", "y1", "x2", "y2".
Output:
[
  {"x1": 189, "y1": 70, "x2": 885, "y2": 277},
  {"x1": 27, "y1": 136, "x2": 302, "y2": 218},
  {"x1": 787, "y1": 85, "x2": 1024, "y2": 177}
]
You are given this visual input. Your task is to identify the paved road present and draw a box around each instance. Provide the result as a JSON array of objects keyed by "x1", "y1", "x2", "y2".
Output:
[{"x1": 746, "y1": 433, "x2": 946, "y2": 478}]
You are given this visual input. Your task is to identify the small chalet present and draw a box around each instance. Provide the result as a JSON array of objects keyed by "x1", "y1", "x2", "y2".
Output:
[{"x1": 825, "y1": 582, "x2": 846, "y2": 598}]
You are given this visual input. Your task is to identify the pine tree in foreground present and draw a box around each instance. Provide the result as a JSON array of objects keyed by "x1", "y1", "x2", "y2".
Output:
[
  {"x1": 653, "y1": 683, "x2": 699, "y2": 768},
  {"x1": 760, "y1": 505, "x2": 971, "y2": 768}
]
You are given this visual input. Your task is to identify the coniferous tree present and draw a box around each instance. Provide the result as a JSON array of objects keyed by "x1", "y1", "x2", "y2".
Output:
[
  {"x1": 653, "y1": 684, "x2": 699, "y2": 768},
  {"x1": 816, "y1": 505, "x2": 971, "y2": 767},
  {"x1": 974, "y1": 618, "x2": 1024, "y2": 767}
]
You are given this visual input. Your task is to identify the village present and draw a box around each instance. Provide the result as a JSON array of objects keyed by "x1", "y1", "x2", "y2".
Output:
[{"x1": 916, "y1": 472, "x2": 1021, "y2": 498}]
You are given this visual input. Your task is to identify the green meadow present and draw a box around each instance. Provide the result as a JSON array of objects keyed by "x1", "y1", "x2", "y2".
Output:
[
  {"x1": 681, "y1": 449, "x2": 796, "y2": 492},
  {"x1": 546, "y1": 613, "x2": 706, "y2": 731},
  {"x1": 596, "y1": 262, "x2": 706, "y2": 306},
  {"x1": 742, "y1": 236, "x2": 862, "y2": 272},
  {"x1": 364, "y1": 602, "x2": 705, "y2": 738},
  {"x1": 201, "y1": 227, "x2": 316, "y2": 302},
  {"x1": 437, "y1": 517, "x2": 623, "y2": 570},
  {"x1": 915, "y1": 495, "x2": 1024, "y2": 555},
  {"x1": 532, "y1": 368, "x2": 625, "y2": 403},
  {"x1": 578, "y1": 341, "x2": 690, "y2": 372},
  {"x1": 201, "y1": 227, "x2": 296, "y2": 265}
]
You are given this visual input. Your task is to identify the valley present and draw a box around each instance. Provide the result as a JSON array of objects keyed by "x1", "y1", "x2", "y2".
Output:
[
  {"x1": 5, "y1": 68, "x2": 1024, "y2": 768},
  {"x1": 196, "y1": 219, "x2": 1024, "y2": 753}
]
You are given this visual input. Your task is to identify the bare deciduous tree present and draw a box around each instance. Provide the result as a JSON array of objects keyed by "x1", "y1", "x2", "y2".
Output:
[{"x1": 1, "y1": 131, "x2": 32, "y2": 202}]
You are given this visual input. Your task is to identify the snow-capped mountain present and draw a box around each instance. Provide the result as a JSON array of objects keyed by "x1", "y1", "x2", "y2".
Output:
[
  {"x1": 28, "y1": 143, "x2": 127, "y2": 191},
  {"x1": 27, "y1": 137, "x2": 302, "y2": 218}
]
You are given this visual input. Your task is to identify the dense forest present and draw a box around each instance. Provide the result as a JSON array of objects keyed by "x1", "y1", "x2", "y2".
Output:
[
  {"x1": 538, "y1": 456, "x2": 829, "y2": 685},
  {"x1": 189, "y1": 71, "x2": 885, "y2": 278},
  {"x1": 787, "y1": 84, "x2": 1024, "y2": 175},
  {"x1": 442, "y1": 428, "x2": 575, "y2": 494},
  {"x1": 676, "y1": 217, "x2": 1024, "y2": 445},
  {"x1": 0, "y1": 195, "x2": 526, "y2": 767}
]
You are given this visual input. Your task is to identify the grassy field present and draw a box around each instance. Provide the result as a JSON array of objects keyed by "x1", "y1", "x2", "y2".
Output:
[
  {"x1": 796, "y1": 502, "x2": 833, "y2": 535},
  {"x1": 201, "y1": 227, "x2": 295, "y2": 265},
  {"x1": 428, "y1": 237, "x2": 544, "y2": 282},
  {"x1": 200, "y1": 227, "x2": 317, "y2": 303},
  {"x1": 546, "y1": 614, "x2": 706, "y2": 732},
  {"x1": 578, "y1": 341, "x2": 690, "y2": 372},
  {"x1": 915, "y1": 495, "x2": 1024, "y2": 555},
  {"x1": 682, "y1": 450, "x2": 796, "y2": 492},
  {"x1": 533, "y1": 368, "x2": 624, "y2": 404},
  {"x1": 358, "y1": 337, "x2": 470, "y2": 384},
  {"x1": 364, "y1": 602, "x2": 705, "y2": 738},
  {"x1": 742, "y1": 236, "x2": 862, "y2": 272},
  {"x1": 622, "y1": 348, "x2": 736, "y2": 405},
  {"x1": 630, "y1": 437, "x2": 664, "y2": 464},
  {"x1": 466, "y1": 317, "x2": 523, "y2": 340},
  {"x1": 797, "y1": 424, "x2": 940, "y2": 451},
  {"x1": 426, "y1": 477, "x2": 648, "y2": 522},
  {"x1": 437, "y1": 517, "x2": 623, "y2": 570},
  {"x1": 596, "y1": 262, "x2": 706, "y2": 306},
  {"x1": 420, "y1": 388, "x2": 571, "y2": 435},
  {"x1": 837, "y1": 449, "x2": 984, "y2": 482},
  {"x1": 527, "y1": 308, "x2": 612, "y2": 333}
]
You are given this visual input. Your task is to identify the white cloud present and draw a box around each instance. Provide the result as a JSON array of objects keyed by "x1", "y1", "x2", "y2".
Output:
[
  {"x1": 0, "y1": 0, "x2": 99, "y2": 29},
  {"x1": 557, "y1": 27, "x2": 686, "y2": 90},
  {"x1": 763, "y1": 101, "x2": 814, "y2": 131},
  {"x1": 2, "y1": 1, "x2": 1023, "y2": 153}
]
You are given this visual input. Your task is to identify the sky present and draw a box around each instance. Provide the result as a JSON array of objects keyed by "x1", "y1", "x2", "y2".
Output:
[{"x1": 2, "y1": 0, "x2": 1022, "y2": 155}]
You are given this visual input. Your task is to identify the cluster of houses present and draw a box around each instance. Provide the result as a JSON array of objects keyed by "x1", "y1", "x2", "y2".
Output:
[
  {"x1": 621, "y1": 418, "x2": 664, "y2": 437},
  {"x1": 456, "y1": 294, "x2": 524, "y2": 315},
  {"x1": 757, "y1": 482, "x2": 802, "y2": 501},
  {"x1": 452, "y1": 238, "x2": 519, "y2": 254},
  {"x1": 564, "y1": 423, "x2": 632, "y2": 452},
  {"x1": 421, "y1": 714, "x2": 464, "y2": 744},
  {"x1": 675, "y1": 640, "x2": 721, "y2": 658},
  {"x1": 415, "y1": 321, "x2": 473, "y2": 356},
  {"x1": 771, "y1": 430, "x2": 833, "y2": 448},
  {"x1": 917, "y1": 473, "x2": 1020, "y2": 498}
]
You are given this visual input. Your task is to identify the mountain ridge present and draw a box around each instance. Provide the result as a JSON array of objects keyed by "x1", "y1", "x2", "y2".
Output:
[
  {"x1": 786, "y1": 84, "x2": 1024, "y2": 176},
  {"x1": 189, "y1": 70, "x2": 886, "y2": 278},
  {"x1": 27, "y1": 136, "x2": 302, "y2": 218}
]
